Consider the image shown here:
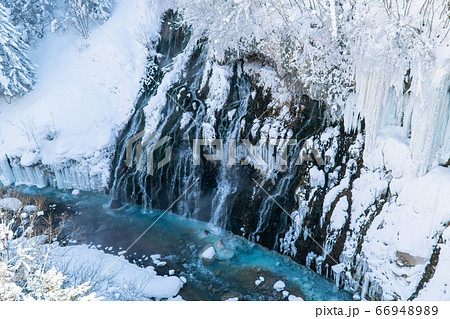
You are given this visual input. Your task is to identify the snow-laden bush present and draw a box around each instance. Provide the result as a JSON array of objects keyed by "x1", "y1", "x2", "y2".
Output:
[
  {"x1": 0, "y1": 194, "x2": 98, "y2": 300},
  {"x1": 172, "y1": 0, "x2": 356, "y2": 107}
]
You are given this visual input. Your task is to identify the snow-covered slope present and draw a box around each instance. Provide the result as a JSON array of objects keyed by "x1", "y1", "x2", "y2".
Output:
[{"x1": 0, "y1": 0, "x2": 164, "y2": 190}]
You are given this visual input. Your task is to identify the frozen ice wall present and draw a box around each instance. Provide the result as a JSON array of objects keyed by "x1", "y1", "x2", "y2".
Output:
[{"x1": 345, "y1": 45, "x2": 449, "y2": 177}]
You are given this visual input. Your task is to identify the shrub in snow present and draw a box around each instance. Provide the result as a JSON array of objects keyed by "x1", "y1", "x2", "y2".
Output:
[
  {"x1": 0, "y1": 0, "x2": 55, "y2": 44},
  {"x1": 25, "y1": 268, "x2": 97, "y2": 301},
  {"x1": 0, "y1": 195, "x2": 98, "y2": 300},
  {"x1": 0, "y1": 3, "x2": 36, "y2": 100},
  {"x1": 65, "y1": 0, "x2": 114, "y2": 39}
]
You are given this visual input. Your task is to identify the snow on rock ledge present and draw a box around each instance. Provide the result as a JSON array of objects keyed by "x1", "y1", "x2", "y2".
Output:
[{"x1": 357, "y1": 166, "x2": 450, "y2": 300}]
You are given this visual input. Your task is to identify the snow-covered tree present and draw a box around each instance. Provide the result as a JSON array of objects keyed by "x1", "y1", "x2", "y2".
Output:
[
  {"x1": 0, "y1": 3, "x2": 35, "y2": 100},
  {"x1": 0, "y1": 0, "x2": 55, "y2": 44},
  {"x1": 25, "y1": 268, "x2": 98, "y2": 301},
  {"x1": 66, "y1": 0, "x2": 114, "y2": 39},
  {"x1": 174, "y1": 0, "x2": 449, "y2": 113},
  {"x1": 0, "y1": 195, "x2": 98, "y2": 301}
]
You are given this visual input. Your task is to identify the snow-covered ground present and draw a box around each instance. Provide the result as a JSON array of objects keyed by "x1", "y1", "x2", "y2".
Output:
[
  {"x1": 0, "y1": 0, "x2": 164, "y2": 190},
  {"x1": 0, "y1": 193, "x2": 184, "y2": 301},
  {"x1": 49, "y1": 244, "x2": 184, "y2": 300}
]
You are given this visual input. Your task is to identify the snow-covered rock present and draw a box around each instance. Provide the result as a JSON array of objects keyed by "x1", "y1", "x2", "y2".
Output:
[
  {"x1": 273, "y1": 280, "x2": 285, "y2": 292},
  {"x1": 0, "y1": 198, "x2": 22, "y2": 211},
  {"x1": 20, "y1": 152, "x2": 41, "y2": 167},
  {"x1": 255, "y1": 276, "x2": 265, "y2": 286},
  {"x1": 288, "y1": 295, "x2": 304, "y2": 301},
  {"x1": 201, "y1": 246, "x2": 216, "y2": 261},
  {"x1": 23, "y1": 205, "x2": 37, "y2": 213}
]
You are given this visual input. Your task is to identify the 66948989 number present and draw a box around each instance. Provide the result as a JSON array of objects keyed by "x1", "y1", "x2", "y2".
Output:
[{"x1": 375, "y1": 305, "x2": 438, "y2": 316}]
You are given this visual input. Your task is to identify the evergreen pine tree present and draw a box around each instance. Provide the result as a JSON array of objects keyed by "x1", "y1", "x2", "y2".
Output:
[
  {"x1": 0, "y1": 3, "x2": 35, "y2": 99},
  {"x1": 0, "y1": 0, "x2": 55, "y2": 44}
]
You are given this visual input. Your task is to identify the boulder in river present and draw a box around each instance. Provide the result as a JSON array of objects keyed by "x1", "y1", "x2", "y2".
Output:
[
  {"x1": 273, "y1": 280, "x2": 285, "y2": 292},
  {"x1": 109, "y1": 199, "x2": 123, "y2": 209},
  {"x1": 201, "y1": 246, "x2": 216, "y2": 262}
]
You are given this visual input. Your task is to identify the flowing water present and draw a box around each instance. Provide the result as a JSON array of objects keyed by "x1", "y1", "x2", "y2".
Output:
[
  {"x1": 109, "y1": 12, "x2": 326, "y2": 255},
  {"x1": 15, "y1": 185, "x2": 351, "y2": 301}
]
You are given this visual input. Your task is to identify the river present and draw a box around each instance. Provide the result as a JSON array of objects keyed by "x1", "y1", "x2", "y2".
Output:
[{"x1": 12, "y1": 185, "x2": 352, "y2": 301}]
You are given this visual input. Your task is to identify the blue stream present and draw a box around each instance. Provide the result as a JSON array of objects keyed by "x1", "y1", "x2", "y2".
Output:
[{"x1": 15, "y1": 186, "x2": 352, "y2": 301}]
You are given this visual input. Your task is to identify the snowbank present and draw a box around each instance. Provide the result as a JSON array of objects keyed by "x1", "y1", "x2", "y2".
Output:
[
  {"x1": 0, "y1": 197, "x2": 22, "y2": 211},
  {"x1": 50, "y1": 244, "x2": 184, "y2": 301}
]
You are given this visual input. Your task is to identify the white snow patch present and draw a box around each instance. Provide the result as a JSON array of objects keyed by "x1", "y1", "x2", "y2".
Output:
[
  {"x1": 20, "y1": 152, "x2": 41, "y2": 167},
  {"x1": 273, "y1": 280, "x2": 285, "y2": 292},
  {"x1": 50, "y1": 244, "x2": 183, "y2": 300},
  {"x1": 23, "y1": 205, "x2": 37, "y2": 213},
  {"x1": 288, "y1": 295, "x2": 304, "y2": 301},
  {"x1": 0, "y1": 198, "x2": 22, "y2": 211},
  {"x1": 329, "y1": 197, "x2": 348, "y2": 230}
]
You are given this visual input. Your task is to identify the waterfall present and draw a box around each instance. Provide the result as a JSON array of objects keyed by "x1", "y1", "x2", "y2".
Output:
[{"x1": 109, "y1": 12, "x2": 326, "y2": 253}]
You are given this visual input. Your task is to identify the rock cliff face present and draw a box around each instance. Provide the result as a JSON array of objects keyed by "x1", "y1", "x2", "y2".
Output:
[
  {"x1": 109, "y1": 12, "x2": 359, "y2": 297},
  {"x1": 111, "y1": 12, "x2": 450, "y2": 300}
]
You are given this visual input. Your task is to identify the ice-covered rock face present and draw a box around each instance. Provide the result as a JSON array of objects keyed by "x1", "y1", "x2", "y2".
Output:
[
  {"x1": 346, "y1": 52, "x2": 450, "y2": 178},
  {"x1": 109, "y1": 11, "x2": 327, "y2": 251}
]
